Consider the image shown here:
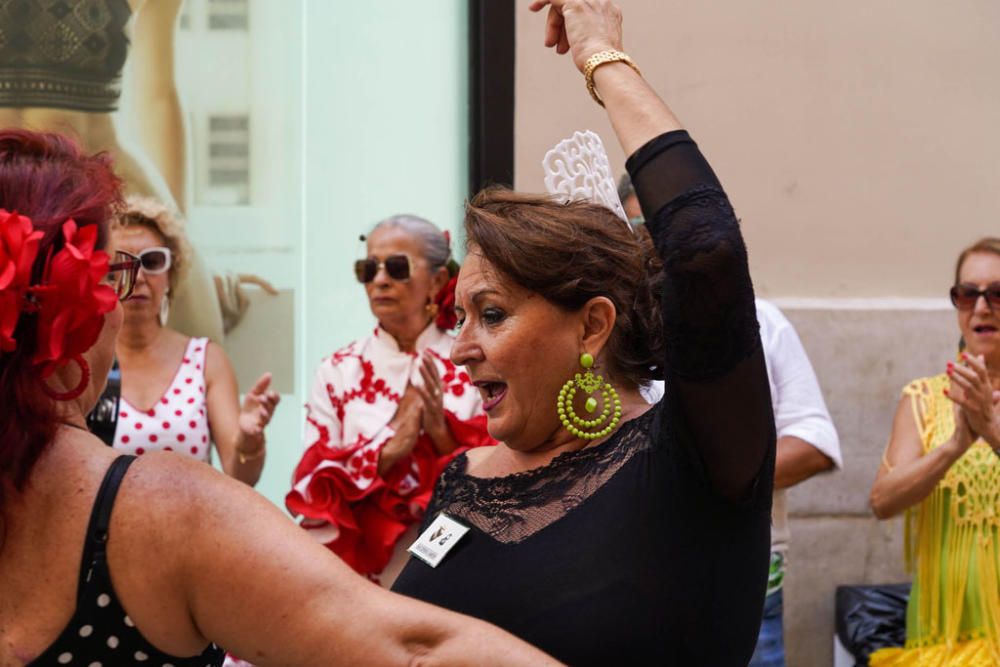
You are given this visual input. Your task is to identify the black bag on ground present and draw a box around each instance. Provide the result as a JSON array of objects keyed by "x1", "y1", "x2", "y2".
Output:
[{"x1": 835, "y1": 583, "x2": 910, "y2": 666}]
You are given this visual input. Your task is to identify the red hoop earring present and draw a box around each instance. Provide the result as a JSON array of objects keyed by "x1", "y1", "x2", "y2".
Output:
[{"x1": 42, "y1": 354, "x2": 91, "y2": 402}]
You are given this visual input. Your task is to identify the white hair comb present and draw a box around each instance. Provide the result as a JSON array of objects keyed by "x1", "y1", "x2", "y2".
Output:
[{"x1": 542, "y1": 130, "x2": 632, "y2": 233}]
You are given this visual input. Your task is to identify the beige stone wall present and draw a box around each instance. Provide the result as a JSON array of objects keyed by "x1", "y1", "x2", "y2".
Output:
[
  {"x1": 779, "y1": 305, "x2": 957, "y2": 665},
  {"x1": 515, "y1": 1, "x2": 1000, "y2": 299}
]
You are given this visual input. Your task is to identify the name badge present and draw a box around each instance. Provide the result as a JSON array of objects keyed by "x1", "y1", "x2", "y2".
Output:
[{"x1": 408, "y1": 512, "x2": 470, "y2": 568}]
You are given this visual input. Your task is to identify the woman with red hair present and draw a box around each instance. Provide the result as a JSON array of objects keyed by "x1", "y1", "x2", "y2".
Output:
[{"x1": 0, "y1": 130, "x2": 558, "y2": 667}]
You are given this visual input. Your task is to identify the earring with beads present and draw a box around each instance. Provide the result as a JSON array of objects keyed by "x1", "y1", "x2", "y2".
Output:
[{"x1": 556, "y1": 352, "x2": 622, "y2": 440}]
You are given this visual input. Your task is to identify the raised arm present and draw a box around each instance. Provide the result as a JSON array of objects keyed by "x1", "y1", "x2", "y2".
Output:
[{"x1": 532, "y1": 0, "x2": 774, "y2": 501}]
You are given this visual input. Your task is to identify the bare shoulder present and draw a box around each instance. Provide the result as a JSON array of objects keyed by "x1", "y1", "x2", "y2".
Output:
[
  {"x1": 112, "y1": 452, "x2": 280, "y2": 567},
  {"x1": 203, "y1": 338, "x2": 236, "y2": 380},
  {"x1": 117, "y1": 450, "x2": 267, "y2": 532},
  {"x1": 102, "y1": 450, "x2": 273, "y2": 590},
  {"x1": 114, "y1": 451, "x2": 297, "y2": 575},
  {"x1": 885, "y1": 393, "x2": 924, "y2": 465},
  {"x1": 103, "y1": 450, "x2": 292, "y2": 653}
]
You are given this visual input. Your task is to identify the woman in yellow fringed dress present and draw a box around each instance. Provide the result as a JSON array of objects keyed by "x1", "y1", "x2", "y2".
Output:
[{"x1": 870, "y1": 237, "x2": 1000, "y2": 666}]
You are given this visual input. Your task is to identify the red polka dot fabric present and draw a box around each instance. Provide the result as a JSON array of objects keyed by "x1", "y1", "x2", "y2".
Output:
[{"x1": 113, "y1": 337, "x2": 211, "y2": 463}]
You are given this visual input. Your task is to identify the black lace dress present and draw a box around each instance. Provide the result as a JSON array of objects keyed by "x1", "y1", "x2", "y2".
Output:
[{"x1": 392, "y1": 130, "x2": 775, "y2": 666}]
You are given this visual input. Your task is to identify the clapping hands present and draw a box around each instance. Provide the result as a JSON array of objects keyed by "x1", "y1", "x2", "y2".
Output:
[
  {"x1": 414, "y1": 351, "x2": 449, "y2": 443},
  {"x1": 945, "y1": 353, "x2": 1000, "y2": 451}
]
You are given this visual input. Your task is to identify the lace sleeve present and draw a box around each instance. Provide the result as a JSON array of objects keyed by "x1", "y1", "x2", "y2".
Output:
[{"x1": 626, "y1": 131, "x2": 775, "y2": 503}]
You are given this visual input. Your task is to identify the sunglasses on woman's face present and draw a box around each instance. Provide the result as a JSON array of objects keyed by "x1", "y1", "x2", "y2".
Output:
[
  {"x1": 135, "y1": 246, "x2": 172, "y2": 275},
  {"x1": 106, "y1": 251, "x2": 141, "y2": 301},
  {"x1": 950, "y1": 283, "x2": 1000, "y2": 311},
  {"x1": 354, "y1": 254, "x2": 412, "y2": 283}
]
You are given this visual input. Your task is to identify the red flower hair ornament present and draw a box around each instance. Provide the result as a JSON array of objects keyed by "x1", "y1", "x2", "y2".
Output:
[
  {"x1": 0, "y1": 210, "x2": 43, "y2": 351},
  {"x1": 0, "y1": 211, "x2": 116, "y2": 400},
  {"x1": 434, "y1": 274, "x2": 458, "y2": 331},
  {"x1": 433, "y1": 230, "x2": 458, "y2": 331}
]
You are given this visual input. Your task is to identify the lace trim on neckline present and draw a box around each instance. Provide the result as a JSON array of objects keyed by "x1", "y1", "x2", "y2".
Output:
[
  {"x1": 429, "y1": 407, "x2": 659, "y2": 543},
  {"x1": 459, "y1": 408, "x2": 654, "y2": 484}
]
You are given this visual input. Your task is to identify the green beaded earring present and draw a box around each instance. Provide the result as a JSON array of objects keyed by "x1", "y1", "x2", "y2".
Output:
[{"x1": 557, "y1": 352, "x2": 622, "y2": 440}]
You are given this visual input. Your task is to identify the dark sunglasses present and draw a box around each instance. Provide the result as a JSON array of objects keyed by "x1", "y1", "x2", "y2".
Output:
[
  {"x1": 949, "y1": 283, "x2": 1000, "y2": 311},
  {"x1": 354, "y1": 254, "x2": 412, "y2": 283},
  {"x1": 106, "y1": 250, "x2": 141, "y2": 301}
]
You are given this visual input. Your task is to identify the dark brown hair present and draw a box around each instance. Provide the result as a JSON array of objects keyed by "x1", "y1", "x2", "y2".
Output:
[
  {"x1": 464, "y1": 187, "x2": 664, "y2": 387},
  {"x1": 955, "y1": 237, "x2": 1000, "y2": 283}
]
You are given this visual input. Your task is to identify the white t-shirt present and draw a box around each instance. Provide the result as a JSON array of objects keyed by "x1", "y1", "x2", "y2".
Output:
[{"x1": 642, "y1": 299, "x2": 842, "y2": 553}]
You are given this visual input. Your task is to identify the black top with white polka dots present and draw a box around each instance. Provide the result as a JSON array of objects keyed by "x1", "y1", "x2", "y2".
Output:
[{"x1": 29, "y1": 455, "x2": 225, "y2": 666}]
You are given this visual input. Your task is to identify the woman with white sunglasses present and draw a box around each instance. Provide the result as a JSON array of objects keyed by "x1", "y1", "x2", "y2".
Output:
[{"x1": 109, "y1": 195, "x2": 279, "y2": 485}]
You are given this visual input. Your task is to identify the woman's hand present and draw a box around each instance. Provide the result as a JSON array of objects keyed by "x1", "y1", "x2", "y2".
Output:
[
  {"x1": 415, "y1": 352, "x2": 459, "y2": 456},
  {"x1": 531, "y1": 0, "x2": 680, "y2": 157},
  {"x1": 238, "y1": 373, "x2": 280, "y2": 437},
  {"x1": 379, "y1": 387, "x2": 424, "y2": 476},
  {"x1": 945, "y1": 353, "x2": 1000, "y2": 450},
  {"x1": 529, "y1": 0, "x2": 623, "y2": 73},
  {"x1": 205, "y1": 344, "x2": 273, "y2": 485},
  {"x1": 234, "y1": 373, "x2": 280, "y2": 467}
]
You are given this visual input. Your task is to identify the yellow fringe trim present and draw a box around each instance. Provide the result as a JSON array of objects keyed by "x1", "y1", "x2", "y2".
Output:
[
  {"x1": 870, "y1": 637, "x2": 998, "y2": 667},
  {"x1": 900, "y1": 375, "x2": 1000, "y2": 663}
]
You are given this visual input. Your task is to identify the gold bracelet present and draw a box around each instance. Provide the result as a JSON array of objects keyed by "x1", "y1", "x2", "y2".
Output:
[
  {"x1": 583, "y1": 49, "x2": 642, "y2": 107},
  {"x1": 238, "y1": 445, "x2": 266, "y2": 465}
]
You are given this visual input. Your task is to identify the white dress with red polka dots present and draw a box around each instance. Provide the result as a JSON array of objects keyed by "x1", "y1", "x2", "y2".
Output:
[{"x1": 113, "y1": 337, "x2": 212, "y2": 461}]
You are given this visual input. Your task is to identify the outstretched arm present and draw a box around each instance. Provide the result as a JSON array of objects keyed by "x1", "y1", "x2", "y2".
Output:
[{"x1": 129, "y1": 453, "x2": 561, "y2": 666}]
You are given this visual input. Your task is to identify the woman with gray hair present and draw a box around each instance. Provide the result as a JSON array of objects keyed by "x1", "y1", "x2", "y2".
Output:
[
  {"x1": 286, "y1": 214, "x2": 494, "y2": 586},
  {"x1": 109, "y1": 196, "x2": 280, "y2": 486}
]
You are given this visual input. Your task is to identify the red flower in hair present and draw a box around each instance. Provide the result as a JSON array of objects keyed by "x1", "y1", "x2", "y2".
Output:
[
  {"x1": 31, "y1": 220, "x2": 116, "y2": 377},
  {"x1": 0, "y1": 209, "x2": 43, "y2": 352},
  {"x1": 434, "y1": 274, "x2": 458, "y2": 331}
]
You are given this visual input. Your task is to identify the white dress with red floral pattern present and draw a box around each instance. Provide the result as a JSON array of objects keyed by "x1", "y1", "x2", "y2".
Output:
[
  {"x1": 113, "y1": 337, "x2": 211, "y2": 461},
  {"x1": 286, "y1": 324, "x2": 493, "y2": 578}
]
